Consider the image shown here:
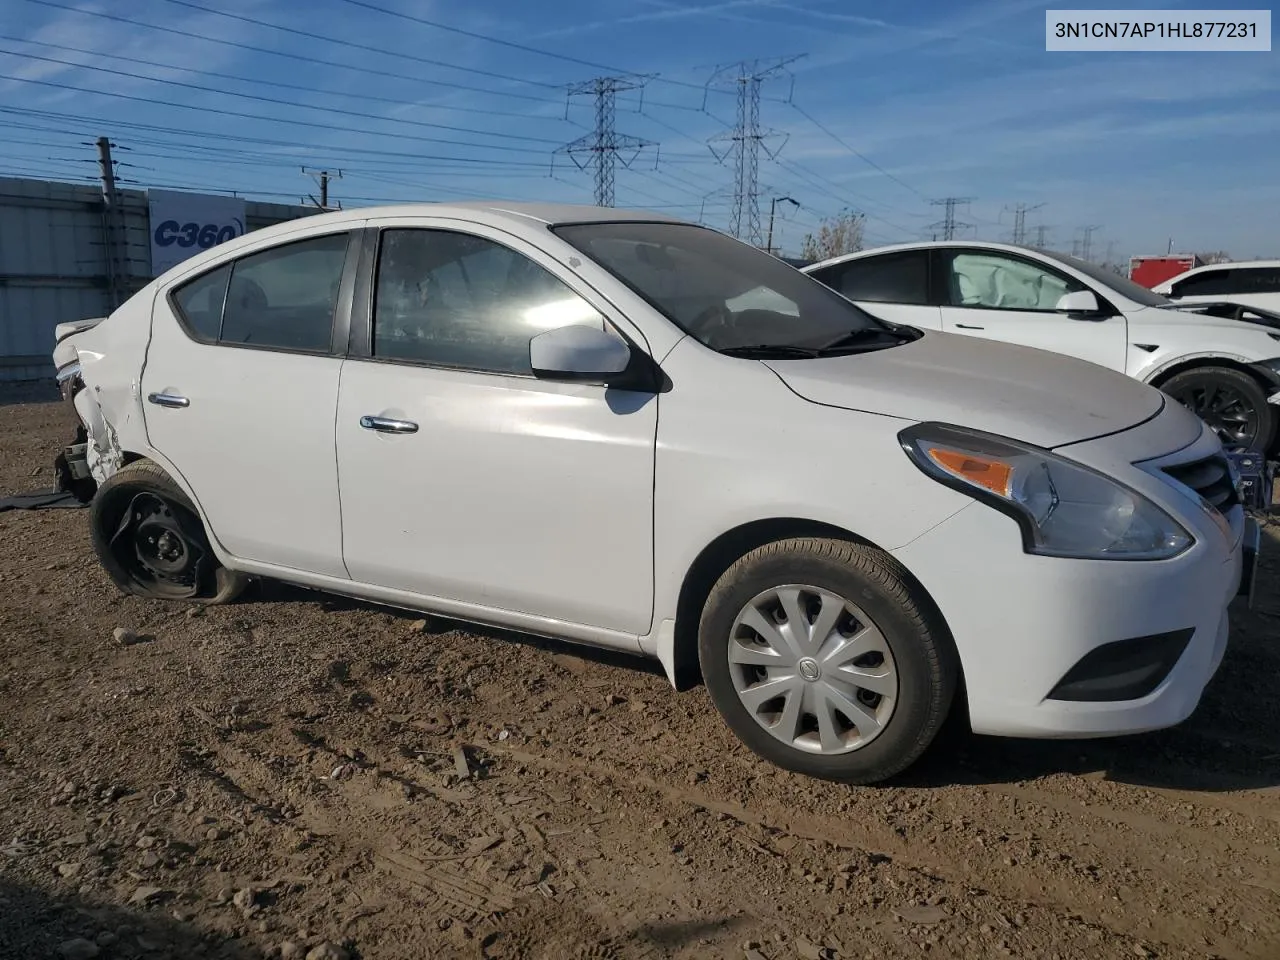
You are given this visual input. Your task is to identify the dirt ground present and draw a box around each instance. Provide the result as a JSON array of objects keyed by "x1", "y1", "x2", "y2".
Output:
[{"x1": 1, "y1": 383, "x2": 1278, "y2": 960}]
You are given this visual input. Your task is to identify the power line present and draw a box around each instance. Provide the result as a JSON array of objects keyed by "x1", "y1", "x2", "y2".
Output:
[
  {"x1": 0, "y1": 73, "x2": 557, "y2": 155},
  {"x1": 149, "y1": 0, "x2": 567, "y2": 91},
  {"x1": 21, "y1": 0, "x2": 561, "y2": 105},
  {"x1": 789, "y1": 102, "x2": 927, "y2": 200},
  {"x1": 0, "y1": 107, "x2": 559, "y2": 167},
  {"x1": 0, "y1": 47, "x2": 565, "y2": 145},
  {"x1": 556, "y1": 76, "x2": 655, "y2": 207},
  {"x1": 328, "y1": 0, "x2": 742, "y2": 98},
  {"x1": 707, "y1": 56, "x2": 804, "y2": 246},
  {"x1": 0, "y1": 33, "x2": 564, "y2": 124}
]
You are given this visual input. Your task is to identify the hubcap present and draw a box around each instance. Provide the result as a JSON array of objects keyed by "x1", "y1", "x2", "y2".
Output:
[
  {"x1": 1169, "y1": 382, "x2": 1259, "y2": 447},
  {"x1": 727, "y1": 585, "x2": 898, "y2": 756}
]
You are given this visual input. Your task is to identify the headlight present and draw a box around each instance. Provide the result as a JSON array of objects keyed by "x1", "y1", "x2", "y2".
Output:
[{"x1": 899, "y1": 423, "x2": 1193, "y2": 561}]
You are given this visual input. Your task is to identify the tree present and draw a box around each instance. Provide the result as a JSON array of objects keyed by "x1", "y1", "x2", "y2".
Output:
[
  {"x1": 1194, "y1": 250, "x2": 1232, "y2": 264},
  {"x1": 800, "y1": 209, "x2": 866, "y2": 261}
]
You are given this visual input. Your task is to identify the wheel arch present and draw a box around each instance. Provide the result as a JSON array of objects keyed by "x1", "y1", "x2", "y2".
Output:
[
  {"x1": 667, "y1": 518, "x2": 964, "y2": 715},
  {"x1": 1145, "y1": 354, "x2": 1280, "y2": 392}
]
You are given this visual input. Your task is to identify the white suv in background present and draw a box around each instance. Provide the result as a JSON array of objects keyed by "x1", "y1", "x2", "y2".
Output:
[
  {"x1": 803, "y1": 242, "x2": 1280, "y2": 452},
  {"x1": 1153, "y1": 260, "x2": 1280, "y2": 313}
]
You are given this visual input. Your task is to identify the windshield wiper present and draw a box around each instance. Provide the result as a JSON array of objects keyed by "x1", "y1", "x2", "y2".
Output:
[
  {"x1": 718, "y1": 344, "x2": 821, "y2": 359},
  {"x1": 814, "y1": 327, "x2": 916, "y2": 353}
]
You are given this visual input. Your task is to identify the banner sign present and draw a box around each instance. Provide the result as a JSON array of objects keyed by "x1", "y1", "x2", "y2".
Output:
[{"x1": 148, "y1": 189, "x2": 246, "y2": 276}]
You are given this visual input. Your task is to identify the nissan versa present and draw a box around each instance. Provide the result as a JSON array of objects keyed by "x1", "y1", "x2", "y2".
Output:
[{"x1": 50, "y1": 203, "x2": 1256, "y2": 783}]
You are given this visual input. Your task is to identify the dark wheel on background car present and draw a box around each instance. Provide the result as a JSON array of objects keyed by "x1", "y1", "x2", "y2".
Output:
[
  {"x1": 1160, "y1": 366, "x2": 1275, "y2": 452},
  {"x1": 697, "y1": 537, "x2": 958, "y2": 785},
  {"x1": 89, "y1": 460, "x2": 248, "y2": 604}
]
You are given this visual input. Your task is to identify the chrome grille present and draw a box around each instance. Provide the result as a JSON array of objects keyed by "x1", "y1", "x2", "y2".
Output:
[{"x1": 1163, "y1": 454, "x2": 1239, "y2": 514}]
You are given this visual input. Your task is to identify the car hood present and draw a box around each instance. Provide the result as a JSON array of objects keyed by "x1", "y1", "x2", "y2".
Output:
[
  {"x1": 763, "y1": 331, "x2": 1163, "y2": 449},
  {"x1": 1157, "y1": 300, "x2": 1280, "y2": 331}
]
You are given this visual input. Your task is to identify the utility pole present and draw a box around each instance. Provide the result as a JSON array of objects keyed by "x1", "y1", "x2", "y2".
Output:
[
  {"x1": 928, "y1": 197, "x2": 974, "y2": 241},
  {"x1": 1080, "y1": 224, "x2": 1102, "y2": 261},
  {"x1": 707, "y1": 56, "x2": 804, "y2": 245},
  {"x1": 766, "y1": 196, "x2": 799, "y2": 254},
  {"x1": 96, "y1": 136, "x2": 128, "y2": 308},
  {"x1": 556, "y1": 75, "x2": 654, "y2": 207},
  {"x1": 1006, "y1": 201, "x2": 1044, "y2": 245},
  {"x1": 303, "y1": 168, "x2": 341, "y2": 209}
]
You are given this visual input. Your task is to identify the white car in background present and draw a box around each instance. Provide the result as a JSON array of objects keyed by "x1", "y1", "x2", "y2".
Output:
[
  {"x1": 803, "y1": 242, "x2": 1280, "y2": 452},
  {"x1": 1153, "y1": 260, "x2": 1280, "y2": 314},
  {"x1": 52, "y1": 204, "x2": 1252, "y2": 784}
]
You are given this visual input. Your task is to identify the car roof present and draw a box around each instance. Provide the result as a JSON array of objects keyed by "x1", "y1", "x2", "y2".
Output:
[
  {"x1": 265, "y1": 201, "x2": 685, "y2": 232},
  {"x1": 1173, "y1": 259, "x2": 1280, "y2": 275},
  {"x1": 800, "y1": 239, "x2": 1049, "y2": 272}
]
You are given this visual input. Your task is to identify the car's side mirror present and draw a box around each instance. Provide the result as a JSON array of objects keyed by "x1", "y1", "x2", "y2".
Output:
[
  {"x1": 1055, "y1": 289, "x2": 1102, "y2": 316},
  {"x1": 529, "y1": 324, "x2": 633, "y2": 381}
]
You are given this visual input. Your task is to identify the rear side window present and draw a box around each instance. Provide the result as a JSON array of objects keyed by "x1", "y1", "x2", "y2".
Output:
[
  {"x1": 171, "y1": 233, "x2": 350, "y2": 352},
  {"x1": 1170, "y1": 269, "x2": 1233, "y2": 298},
  {"x1": 1236, "y1": 267, "x2": 1280, "y2": 295},
  {"x1": 815, "y1": 251, "x2": 930, "y2": 304},
  {"x1": 173, "y1": 263, "x2": 230, "y2": 340}
]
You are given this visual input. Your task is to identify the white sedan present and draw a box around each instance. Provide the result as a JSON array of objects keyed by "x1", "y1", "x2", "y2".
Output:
[
  {"x1": 52, "y1": 203, "x2": 1253, "y2": 784},
  {"x1": 803, "y1": 242, "x2": 1280, "y2": 452}
]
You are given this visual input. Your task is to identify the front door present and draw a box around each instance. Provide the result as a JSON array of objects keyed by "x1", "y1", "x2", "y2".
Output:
[
  {"x1": 141, "y1": 227, "x2": 359, "y2": 577},
  {"x1": 938, "y1": 248, "x2": 1128, "y2": 372},
  {"x1": 335, "y1": 222, "x2": 658, "y2": 635}
]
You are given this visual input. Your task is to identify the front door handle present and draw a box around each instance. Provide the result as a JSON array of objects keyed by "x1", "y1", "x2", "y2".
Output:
[
  {"x1": 147, "y1": 392, "x2": 190, "y2": 408},
  {"x1": 360, "y1": 415, "x2": 418, "y2": 434},
  {"x1": 954, "y1": 323, "x2": 985, "y2": 330}
]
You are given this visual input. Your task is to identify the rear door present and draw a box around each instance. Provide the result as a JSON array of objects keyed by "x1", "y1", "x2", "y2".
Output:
[
  {"x1": 141, "y1": 226, "x2": 361, "y2": 577},
  {"x1": 938, "y1": 248, "x2": 1128, "y2": 372},
  {"x1": 805, "y1": 250, "x2": 941, "y2": 328}
]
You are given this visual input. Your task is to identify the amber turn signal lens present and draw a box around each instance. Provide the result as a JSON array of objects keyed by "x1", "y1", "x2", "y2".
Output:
[{"x1": 926, "y1": 447, "x2": 1014, "y2": 497}]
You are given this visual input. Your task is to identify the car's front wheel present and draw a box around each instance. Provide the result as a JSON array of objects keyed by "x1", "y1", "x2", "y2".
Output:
[
  {"x1": 89, "y1": 460, "x2": 248, "y2": 604},
  {"x1": 697, "y1": 537, "x2": 958, "y2": 784},
  {"x1": 1160, "y1": 365, "x2": 1275, "y2": 452}
]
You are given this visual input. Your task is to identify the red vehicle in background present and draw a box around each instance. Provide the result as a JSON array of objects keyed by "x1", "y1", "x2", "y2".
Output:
[{"x1": 1130, "y1": 254, "x2": 1203, "y2": 288}]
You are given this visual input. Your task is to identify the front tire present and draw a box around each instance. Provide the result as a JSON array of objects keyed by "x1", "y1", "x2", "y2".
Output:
[
  {"x1": 1160, "y1": 366, "x2": 1275, "y2": 452},
  {"x1": 89, "y1": 460, "x2": 248, "y2": 604},
  {"x1": 697, "y1": 537, "x2": 957, "y2": 785}
]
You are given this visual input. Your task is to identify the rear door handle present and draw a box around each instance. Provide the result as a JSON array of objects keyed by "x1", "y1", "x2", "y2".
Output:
[
  {"x1": 954, "y1": 323, "x2": 985, "y2": 330},
  {"x1": 147, "y1": 392, "x2": 190, "y2": 408},
  {"x1": 360, "y1": 415, "x2": 418, "y2": 434}
]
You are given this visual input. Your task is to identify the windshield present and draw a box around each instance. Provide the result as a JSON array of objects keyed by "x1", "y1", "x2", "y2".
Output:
[
  {"x1": 1036, "y1": 248, "x2": 1172, "y2": 308},
  {"x1": 553, "y1": 221, "x2": 898, "y2": 352}
]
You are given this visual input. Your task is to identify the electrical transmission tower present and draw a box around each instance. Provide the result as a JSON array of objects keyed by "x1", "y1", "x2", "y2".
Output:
[
  {"x1": 556, "y1": 75, "x2": 654, "y2": 207},
  {"x1": 1007, "y1": 202, "x2": 1045, "y2": 245},
  {"x1": 1033, "y1": 224, "x2": 1051, "y2": 248},
  {"x1": 928, "y1": 197, "x2": 974, "y2": 241},
  {"x1": 1079, "y1": 224, "x2": 1103, "y2": 261},
  {"x1": 706, "y1": 56, "x2": 803, "y2": 245}
]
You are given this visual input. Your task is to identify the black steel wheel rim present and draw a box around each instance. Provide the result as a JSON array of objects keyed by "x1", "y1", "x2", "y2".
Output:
[
  {"x1": 107, "y1": 491, "x2": 207, "y2": 598},
  {"x1": 1169, "y1": 381, "x2": 1260, "y2": 447}
]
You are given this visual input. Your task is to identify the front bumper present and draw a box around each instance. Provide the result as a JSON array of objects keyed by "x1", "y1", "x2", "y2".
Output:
[{"x1": 893, "y1": 498, "x2": 1240, "y2": 739}]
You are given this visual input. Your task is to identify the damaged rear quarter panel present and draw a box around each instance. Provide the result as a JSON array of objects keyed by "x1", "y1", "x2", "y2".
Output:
[{"x1": 63, "y1": 283, "x2": 163, "y2": 484}]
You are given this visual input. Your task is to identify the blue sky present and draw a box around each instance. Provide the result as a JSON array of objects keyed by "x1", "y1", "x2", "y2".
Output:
[{"x1": 1, "y1": 0, "x2": 1277, "y2": 258}]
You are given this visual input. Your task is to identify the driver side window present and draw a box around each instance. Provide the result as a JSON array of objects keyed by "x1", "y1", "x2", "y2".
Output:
[
  {"x1": 373, "y1": 229, "x2": 605, "y2": 376},
  {"x1": 946, "y1": 252, "x2": 1084, "y2": 312}
]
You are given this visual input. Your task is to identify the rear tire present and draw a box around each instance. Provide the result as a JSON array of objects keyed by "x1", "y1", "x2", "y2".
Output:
[
  {"x1": 697, "y1": 537, "x2": 957, "y2": 785},
  {"x1": 1160, "y1": 366, "x2": 1275, "y2": 452},
  {"x1": 89, "y1": 460, "x2": 248, "y2": 604}
]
